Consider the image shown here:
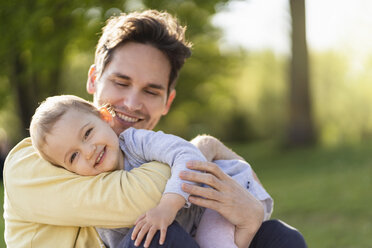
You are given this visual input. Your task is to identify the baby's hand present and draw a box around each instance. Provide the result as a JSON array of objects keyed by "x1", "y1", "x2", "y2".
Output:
[
  {"x1": 191, "y1": 134, "x2": 243, "y2": 161},
  {"x1": 131, "y1": 205, "x2": 177, "y2": 247}
]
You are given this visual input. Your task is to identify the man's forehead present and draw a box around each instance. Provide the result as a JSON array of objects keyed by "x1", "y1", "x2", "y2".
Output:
[{"x1": 110, "y1": 43, "x2": 170, "y2": 70}]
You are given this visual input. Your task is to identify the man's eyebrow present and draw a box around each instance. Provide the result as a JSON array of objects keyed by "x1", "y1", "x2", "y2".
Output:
[
  {"x1": 111, "y1": 73, "x2": 131, "y2": 80},
  {"x1": 147, "y1": 83, "x2": 166, "y2": 90},
  {"x1": 63, "y1": 122, "x2": 90, "y2": 165}
]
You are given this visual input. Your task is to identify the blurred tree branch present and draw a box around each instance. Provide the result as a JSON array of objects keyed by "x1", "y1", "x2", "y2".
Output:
[{"x1": 0, "y1": 0, "x2": 228, "y2": 142}]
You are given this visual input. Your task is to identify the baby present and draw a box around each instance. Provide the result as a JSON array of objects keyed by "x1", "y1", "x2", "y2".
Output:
[{"x1": 29, "y1": 95, "x2": 273, "y2": 248}]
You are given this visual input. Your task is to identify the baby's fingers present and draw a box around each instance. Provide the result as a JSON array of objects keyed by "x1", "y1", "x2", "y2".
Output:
[{"x1": 144, "y1": 226, "x2": 158, "y2": 247}]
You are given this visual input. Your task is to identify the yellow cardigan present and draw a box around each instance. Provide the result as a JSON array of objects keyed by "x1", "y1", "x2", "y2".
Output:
[{"x1": 4, "y1": 138, "x2": 171, "y2": 247}]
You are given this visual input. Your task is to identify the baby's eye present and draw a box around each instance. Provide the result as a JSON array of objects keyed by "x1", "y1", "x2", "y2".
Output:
[
  {"x1": 84, "y1": 128, "x2": 93, "y2": 139},
  {"x1": 70, "y1": 152, "x2": 77, "y2": 164}
]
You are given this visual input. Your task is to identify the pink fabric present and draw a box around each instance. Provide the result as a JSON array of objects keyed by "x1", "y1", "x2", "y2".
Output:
[{"x1": 194, "y1": 208, "x2": 237, "y2": 248}]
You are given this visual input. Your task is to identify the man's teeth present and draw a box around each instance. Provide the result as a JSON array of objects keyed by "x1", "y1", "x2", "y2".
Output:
[
  {"x1": 116, "y1": 112, "x2": 139, "y2": 123},
  {"x1": 96, "y1": 150, "x2": 104, "y2": 164}
]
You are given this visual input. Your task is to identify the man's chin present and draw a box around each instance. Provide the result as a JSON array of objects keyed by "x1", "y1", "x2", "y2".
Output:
[
  {"x1": 113, "y1": 126, "x2": 130, "y2": 135},
  {"x1": 113, "y1": 122, "x2": 144, "y2": 134},
  {"x1": 113, "y1": 117, "x2": 158, "y2": 133},
  {"x1": 112, "y1": 119, "x2": 131, "y2": 133}
]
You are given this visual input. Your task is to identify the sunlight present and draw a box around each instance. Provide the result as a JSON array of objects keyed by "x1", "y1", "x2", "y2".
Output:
[{"x1": 213, "y1": 0, "x2": 372, "y2": 56}]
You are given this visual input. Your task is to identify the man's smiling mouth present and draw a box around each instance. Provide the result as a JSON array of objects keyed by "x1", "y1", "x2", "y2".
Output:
[
  {"x1": 115, "y1": 111, "x2": 140, "y2": 123},
  {"x1": 104, "y1": 104, "x2": 143, "y2": 124}
]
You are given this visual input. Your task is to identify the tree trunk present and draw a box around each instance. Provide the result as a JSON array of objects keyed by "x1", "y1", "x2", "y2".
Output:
[
  {"x1": 11, "y1": 53, "x2": 38, "y2": 137},
  {"x1": 287, "y1": 0, "x2": 316, "y2": 146},
  {"x1": 10, "y1": 51, "x2": 63, "y2": 137}
]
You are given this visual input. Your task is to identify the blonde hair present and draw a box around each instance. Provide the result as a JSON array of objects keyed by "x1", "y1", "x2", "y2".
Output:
[{"x1": 29, "y1": 95, "x2": 99, "y2": 163}]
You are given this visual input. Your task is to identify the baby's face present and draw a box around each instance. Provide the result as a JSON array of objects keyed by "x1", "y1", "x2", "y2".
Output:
[{"x1": 43, "y1": 108, "x2": 123, "y2": 176}]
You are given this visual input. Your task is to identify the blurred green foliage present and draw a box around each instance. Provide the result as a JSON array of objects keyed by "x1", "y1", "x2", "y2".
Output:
[
  {"x1": 312, "y1": 50, "x2": 372, "y2": 145},
  {"x1": 1, "y1": 0, "x2": 372, "y2": 148},
  {"x1": 0, "y1": 0, "x2": 121, "y2": 139},
  {"x1": 0, "y1": 0, "x2": 232, "y2": 145}
]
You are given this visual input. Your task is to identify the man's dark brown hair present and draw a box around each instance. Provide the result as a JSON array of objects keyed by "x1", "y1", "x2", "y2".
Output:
[{"x1": 95, "y1": 9, "x2": 192, "y2": 95}]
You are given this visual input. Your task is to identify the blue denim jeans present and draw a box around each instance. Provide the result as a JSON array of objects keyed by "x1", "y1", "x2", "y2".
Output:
[
  {"x1": 249, "y1": 219, "x2": 307, "y2": 248},
  {"x1": 120, "y1": 219, "x2": 306, "y2": 248}
]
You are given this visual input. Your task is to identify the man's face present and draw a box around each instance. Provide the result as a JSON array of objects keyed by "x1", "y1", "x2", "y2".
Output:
[{"x1": 87, "y1": 42, "x2": 175, "y2": 134}]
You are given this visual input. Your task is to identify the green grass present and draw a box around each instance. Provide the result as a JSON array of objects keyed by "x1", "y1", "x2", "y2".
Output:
[
  {"x1": 231, "y1": 140, "x2": 372, "y2": 248},
  {"x1": 1, "y1": 140, "x2": 371, "y2": 247}
]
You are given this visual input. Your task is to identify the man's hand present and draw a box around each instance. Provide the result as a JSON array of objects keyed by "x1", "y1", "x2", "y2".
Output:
[
  {"x1": 180, "y1": 161, "x2": 264, "y2": 247},
  {"x1": 131, "y1": 194, "x2": 185, "y2": 247}
]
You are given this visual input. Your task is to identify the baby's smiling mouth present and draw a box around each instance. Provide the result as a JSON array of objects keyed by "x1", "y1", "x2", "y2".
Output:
[{"x1": 95, "y1": 146, "x2": 106, "y2": 166}]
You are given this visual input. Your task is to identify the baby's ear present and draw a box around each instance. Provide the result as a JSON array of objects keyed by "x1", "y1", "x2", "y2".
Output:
[{"x1": 99, "y1": 107, "x2": 113, "y2": 124}]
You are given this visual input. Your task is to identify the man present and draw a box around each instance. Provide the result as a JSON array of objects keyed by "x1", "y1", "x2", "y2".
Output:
[{"x1": 4, "y1": 10, "x2": 306, "y2": 247}]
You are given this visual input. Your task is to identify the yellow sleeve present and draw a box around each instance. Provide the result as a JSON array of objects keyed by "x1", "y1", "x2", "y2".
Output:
[{"x1": 4, "y1": 138, "x2": 171, "y2": 228}]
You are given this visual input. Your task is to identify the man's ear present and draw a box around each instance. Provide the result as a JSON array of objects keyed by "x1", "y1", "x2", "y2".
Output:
[
  {"x1": 162, "y1": 89, "x2": 176, "y2": 115},
  {"x1": 86, "y1": 64, "x2": 97, "y2": 95}
]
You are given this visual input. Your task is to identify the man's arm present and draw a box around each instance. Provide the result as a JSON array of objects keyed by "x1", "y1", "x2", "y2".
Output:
[{"x1": 4, "y1": 138, "x2": 170, "y2": 228}]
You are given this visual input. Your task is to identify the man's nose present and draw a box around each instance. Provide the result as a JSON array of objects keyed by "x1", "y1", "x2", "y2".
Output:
[{"x1": 123, "y1": 92, "x2": 143, "y2": 111}]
